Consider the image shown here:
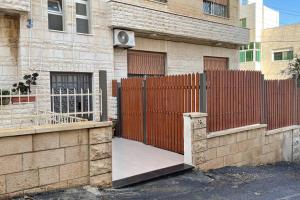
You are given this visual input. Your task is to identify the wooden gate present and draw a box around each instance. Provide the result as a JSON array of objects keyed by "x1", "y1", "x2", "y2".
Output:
[
  {"x1": 119, "y1": 74, "x2": 201, "y2": 154},
  {"x1": 121, "y1": 78, "x2": 144, "y2": 142}
]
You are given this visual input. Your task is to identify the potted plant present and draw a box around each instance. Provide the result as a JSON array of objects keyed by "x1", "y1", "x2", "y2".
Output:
[
  {"x1": 0, "y1": 90, "x2": 10, "y2": 105},
  {"x1": 11, "y1": 73, "x2": 39, "y2": 103}
]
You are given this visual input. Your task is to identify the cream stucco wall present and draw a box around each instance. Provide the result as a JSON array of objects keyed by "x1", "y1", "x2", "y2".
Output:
[
  {"x1": 239, "y1": 0, "x2": 279, "y2": 72},
  {"x1": 262, "y1": 24, "x2": 300, "y2": 79},
  {"x1": 114, "y1": 37, "x2": 239, "y2": 81}
]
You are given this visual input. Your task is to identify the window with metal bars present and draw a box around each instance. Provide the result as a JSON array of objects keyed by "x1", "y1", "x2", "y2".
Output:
[{"x1": 203, "y1": 0, "x2": 228, "y2": 18}]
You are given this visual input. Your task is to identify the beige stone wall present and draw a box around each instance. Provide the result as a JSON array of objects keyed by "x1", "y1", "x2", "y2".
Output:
[
  {"x1": 0, "y1": 15, "x2": 19, "y2": 88},
  {"x1": 131, "y1": 37, "x2": 240, "y2": 73},
  {"x1": 184, "y1": 113, "x2": 299, "y2": 171},
  {"x1": 0, "y1": 0, "x2": 30, "y2": 12},
  {"x1": 240, "y1": 62, "x2": 256, "y2": 71},
  {"x1": 110, "y1": 1, "x2": 248, "y2": 45},
  {"x1": 0, "y1": 103, "x2": 35, "y2": 128},
  {"x1": 0, "y1": 122, "x2": 112, "y2": 199},
  {"x1": 262, "y1": 24, "x2": 300, "y2": 79},
  {"x1": 17, "y1": 0, "x2": 114, "y2": 120},
  {"x1": 112, "y1": 0, "x2": 240, "y2": 27}
]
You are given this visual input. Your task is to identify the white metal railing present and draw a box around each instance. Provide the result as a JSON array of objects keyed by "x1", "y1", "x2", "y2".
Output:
[{"x1": 0, "y1": 88, "x2": 102, "y2": 128}]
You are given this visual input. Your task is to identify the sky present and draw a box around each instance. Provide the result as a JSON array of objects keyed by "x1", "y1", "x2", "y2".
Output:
[
  {"x1": 264, "y1": 0, "x2": 300, "y2": 25},
  {"x1": 261, "y1": 0, "x2": 300, "y2": 25}
]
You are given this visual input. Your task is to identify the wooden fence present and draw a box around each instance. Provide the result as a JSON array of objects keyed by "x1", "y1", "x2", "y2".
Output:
[
  {"x1": 265, "y1": 79, "x2": 297, "y2": 130},
  {"x1": 206, "y1": 70, "x2": 263, "y2": 132},
  {"x1": 117, "y1": 70, "x2": 300, "y2": 154},
  {"x1": 146, "y1": 74, "x2": 200, "y2": 154},
  {"x1": 121, "y1": 78, "x2": 144, "y2": 142},
  {"x1": 298, "y1": 88, "x2": 300, "y2": 125},
  {"x1": 119, "y1": 74, "x2": 200, "y2": 154}
]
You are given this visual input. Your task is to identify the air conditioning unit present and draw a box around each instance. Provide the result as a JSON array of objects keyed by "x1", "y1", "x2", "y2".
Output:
[{"x1": 114, "y1": 29, "x2": 135, "y2": 48}]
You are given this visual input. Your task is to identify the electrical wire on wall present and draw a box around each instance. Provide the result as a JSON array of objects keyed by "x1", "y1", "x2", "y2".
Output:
[
  {"x1": 72, "y1": 0, "x2": 75, "y2": 70},
  {"x1": 28, "y1": 0, "x2": 33, "y2": 76},
  {"x1": 39, "y1": 0, "x2": 44, "y2": 75}
]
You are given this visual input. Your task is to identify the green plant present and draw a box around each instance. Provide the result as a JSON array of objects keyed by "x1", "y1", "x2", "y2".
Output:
[
  {"x1": 12, "y1": 73, "x2": 39, "y2": 94},
  {"x1": 281, "y1": 55, "x2": 300, "y2": 84}
]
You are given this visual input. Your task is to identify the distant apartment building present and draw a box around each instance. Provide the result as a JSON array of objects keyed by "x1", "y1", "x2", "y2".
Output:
[
  {"x1": 0, "y1": 0, "x2": 248, "y2": 120},
  {"x1": 262, "y1": 24, "x2": 299, "y2": 79},
  {"x1": 239, "y1": 0, "x2": 279, "y2": 71}
]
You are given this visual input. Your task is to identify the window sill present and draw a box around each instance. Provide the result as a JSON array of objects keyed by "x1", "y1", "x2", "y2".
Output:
[
  {"x1": 272, "y1": 60, "x2": 291, "y2": 62},
  {"x1": 146, "y1": 0, "x2": 168, "y2": 5},
  {"x1": 76, "y1": 32, "x2": 94, "y2": 36},
  {"x1": 203, "y1": 13, "x2": 230, "y2": 20},
  {"x1": 49, "y1": 29, "x2": 67, "y2": 34}
]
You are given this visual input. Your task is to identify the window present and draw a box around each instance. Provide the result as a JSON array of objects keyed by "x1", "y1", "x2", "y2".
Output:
[
  {"x1": 240, "y1": 18, "x2": 247, "y2": 28},
  {"x1": 76, "y1": 0, "x2": 90, "y2": 34},
  {"x1": 255, "y1": 42, "x2": 261, "y2": 49},
  {"x1": 246, "y1": 50, "x2": 253, "y2": 62},
  {"x1": 239, "y1": 42, "x2": 261, "y2": 63},
  {"x1": 203, "y1": 0, "x2": 228, "y2": 18},
  {"x1": 273, "y1": 50, "x2": 293, "y2": 61},
  {"x1": 204, "y1": 56, "x2": 229, "y2": 70},
  {"x1": 256, "y1": 51, "x2": 261, "y2": 62},
  {"x1": 240, "y1": 52, "x2": 246, "y2": 63},
  {"x1": 51, "y1": 72, "x2": 93, "y2": 120},
  {"x1": 48, "y1": 0, "x2": 64, "y2": 31}
]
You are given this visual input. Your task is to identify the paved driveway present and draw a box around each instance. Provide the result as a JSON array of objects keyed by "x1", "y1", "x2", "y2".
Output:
[
  {"x1": 14, "y1": 162, "x2": 300, "y2": 200},
  {"x1": 112, "y1": 138, "x2": 183, "y2": 181}
]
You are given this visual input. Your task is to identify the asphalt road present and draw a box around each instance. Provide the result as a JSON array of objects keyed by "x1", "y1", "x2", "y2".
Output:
[{"x1": 14, "y1": 162, "x2": 300, "y2": 200}]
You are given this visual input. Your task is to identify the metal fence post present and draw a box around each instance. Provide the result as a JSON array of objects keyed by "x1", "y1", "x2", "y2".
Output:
[
  {"x1": 142, "y1": 78, "x2": 147, "y2": 144},
  {"x1": 261, "y1": 74, "x2": 266, "y2": 124},
  {"x1": 200, "y1": 73, "x2": 207, "y2": 113},
  {"x1": 295, "y1": 77, "x2": 298, "y2": 125},
  {"x1": 116, "y1": 82, "x2": 122, "y2": 137}
]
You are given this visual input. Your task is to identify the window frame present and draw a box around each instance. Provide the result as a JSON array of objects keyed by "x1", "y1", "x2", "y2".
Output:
[
  {"x1": 48, "y1": 0, "x2": 65, "y2": 31},
  {"x1": 203, "y1": 0, "x2": 229, "y2": 18},
  {"x1": 272, "y1": 49, "x2": 294, "y2": 61},
  {"x1": 75, "y1": 0, "x2": 91, "y2": 34},
  {"x1": 240, "y1": 18, "x2": 247, "y2": 28}
]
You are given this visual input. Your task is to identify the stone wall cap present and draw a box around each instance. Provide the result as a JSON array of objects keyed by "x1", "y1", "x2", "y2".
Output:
[
  {"x1": 207, "y1": 124, "x2": 267, "y2": 139},
  {"x1": 183, "y1": 113, "x2": 208, "y2": 118},
  {"x1": 266, "y1": 125, "x2": 300, "y2": 136},
  {"x1": 0, "y1": 121, "x2": 112, "y2": 138}
]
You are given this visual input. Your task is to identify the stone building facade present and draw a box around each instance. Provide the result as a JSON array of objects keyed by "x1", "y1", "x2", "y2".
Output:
[
  {"x1": 262, "y1": 24, "x2": 300, "y2": 79},
  {"x1": 0, "y1": 0, "x2": 248, "y2": 120}
]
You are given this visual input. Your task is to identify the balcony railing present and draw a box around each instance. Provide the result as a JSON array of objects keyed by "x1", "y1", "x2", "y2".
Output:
[{"x1": 0, "y1": 88, "x2": 102, "y2": 128}]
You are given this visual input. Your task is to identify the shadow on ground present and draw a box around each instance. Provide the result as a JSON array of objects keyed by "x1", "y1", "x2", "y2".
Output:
[{"x1": 14, "y1": 162, "x2": 300, "y2": 200}]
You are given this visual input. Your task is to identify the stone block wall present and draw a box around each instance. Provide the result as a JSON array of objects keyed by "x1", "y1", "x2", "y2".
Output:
[
  {"x1": 0, "y1": 103, "x2": 35, "y2": 128},
  {"x1": 0, "y1": 0, "x2": 30, "y2": 12},
  {"x1": 110, "y1": 1, "x2": 248, "y2": 45},
  {"x1": 0, "y1": 15, "x2": 19, "y2": 88},
  {"x1": 0, "y1": 122, "x2": 112, "y2": 199},
  {"x1": 184, "y1": 113, "x2": 300, "y2": 171}
]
